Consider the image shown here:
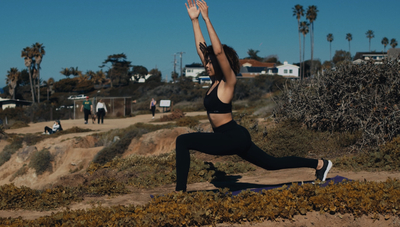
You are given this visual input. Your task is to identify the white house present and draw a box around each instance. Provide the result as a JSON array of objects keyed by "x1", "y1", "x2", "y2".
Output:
[
  {"x1": 277, "y1": 61, "x2": 299, "y2": 78},
  {"x1": 185, "y1": 63, "x2": 205, "y2": 82},
  {"x1": 131, "y1": 74, "x2": 152, "y2": 83},
  {"x1": 353, "y1": 52, "x2": 387, "y2": 64}
]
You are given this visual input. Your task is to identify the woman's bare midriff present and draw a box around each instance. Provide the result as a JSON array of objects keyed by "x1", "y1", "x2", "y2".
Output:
[{"x1": 207, "y1": 113, "x2": 233, "y2": 128}]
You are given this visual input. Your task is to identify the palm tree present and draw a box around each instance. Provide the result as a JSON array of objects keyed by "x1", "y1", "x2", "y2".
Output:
[
  {"x1": 327, "y1": 34, "x2": 334, "y2": 61},
  {"x1": 32, "y1": 43, "x2": 45, "y2": 103},
  {"x1": 21, "y1": 46, "x2": 36, "y2": 103},
  {"x1": 390, "y1": 38, "x2": 398, "y2": 49},
  {"x1": 77, "y1": 73, "x2": 89, "y2": 83},
  {"x1": 91, "y1": 70, "x2": 106, "y2": 88},
  {"x1": 306, "y1": 5, "x2": 318, "y2": 76},
  {"x1": 60, "y1": 68, "x2": 72, "y2": 77},
  {"x1": 366, "y1": 30, "x2": 374, "y2": 51},
  {"x1": 346, "y1": 33, "x2": 352, "y2": 54},
  {"x1": 45, "y1": 77, "x2": 55, "y2": 101},
  {"x1": 293, "y1": 4, "x2": 304, "y2": 79},
  {"x1": 381, "y1": 37, "x2": 389, "y2": 52},
  {"x1": 299, "y1": 21, "x2": 309, "y2": 79},
  {"x1": 70, "y1": 67, "x2": 81, "y2": 77},
  {"x1": 6, "y1": 68, "x2": 19, "y2": 99}
]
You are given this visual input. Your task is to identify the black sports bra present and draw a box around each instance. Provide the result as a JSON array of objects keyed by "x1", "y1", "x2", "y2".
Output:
[{"x1": 204, "y1": 83, "x2": 232, "y2": 114}]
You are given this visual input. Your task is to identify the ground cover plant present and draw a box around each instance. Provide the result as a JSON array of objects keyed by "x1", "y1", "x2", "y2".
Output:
[{"x1": 1, "y1": 179, "x2": 400, "y2": 226}]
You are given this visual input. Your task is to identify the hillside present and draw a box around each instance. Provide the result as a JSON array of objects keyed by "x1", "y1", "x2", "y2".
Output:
[{"x1": 0, "y1": 112, "x2": 399, "y2": 226}]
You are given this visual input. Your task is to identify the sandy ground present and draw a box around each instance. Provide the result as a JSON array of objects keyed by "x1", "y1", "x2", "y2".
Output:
[
  {"x1": 5, "y1": 111, "x2": 207, "y2": 135},
  {"x1": 1, "y1": 112, "x2": 400, "y2": 226}
]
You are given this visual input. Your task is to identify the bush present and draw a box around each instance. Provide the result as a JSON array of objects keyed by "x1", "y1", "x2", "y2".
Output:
[
  {"x1": 0, "y1": 136, "x2": 23, "y2": 167},
  {"x1": 159, "y1": 109, "x2": 186, "y2": 122},
  {"x1": 9, "y1": 121, "x2": 29, "y2": 129},
  {"x1": 29, "y1": 149, "x2": 52, "y2": 175},
  {"x1": 273, "y1": 60, "x2": 400, "y2": 148},
  {"x1": 92, "y1": 129, "x2": 145, "y2": 165},
  {"x1": 176, "y1": 116, "x2": 200, "y2": 128},
  {"x1": 0, "y1": 107, "x2": 30, "y2": 124}
]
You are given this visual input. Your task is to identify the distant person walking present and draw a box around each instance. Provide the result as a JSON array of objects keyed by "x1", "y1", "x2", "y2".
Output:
[
  {"x1": 96, "y1": 99, "x2": 107, "y2": 124},
  {"x1": 150, "y1": 98, "x2": 157, "y2": 119},
  {"x1": 80, "y1": 96, "x2": 92, "y2": 124}
]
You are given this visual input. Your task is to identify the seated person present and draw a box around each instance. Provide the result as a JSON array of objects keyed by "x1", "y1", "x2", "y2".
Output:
[{"x1": 43, "y1": 120, "x2": 62, "y2": 134}]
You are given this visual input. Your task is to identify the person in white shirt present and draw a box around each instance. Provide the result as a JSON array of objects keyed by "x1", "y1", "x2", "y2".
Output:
[
  {"x1": 43, "y1": 120, "x2": 62, "y2": 134},
  {"x1": 96, "y1": 99, "x2": 108, "y2": 124}
]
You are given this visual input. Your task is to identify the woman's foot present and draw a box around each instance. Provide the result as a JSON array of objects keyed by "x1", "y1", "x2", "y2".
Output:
[{"x1": 315, "y1": 159, "x2": 332, "y2": 182}]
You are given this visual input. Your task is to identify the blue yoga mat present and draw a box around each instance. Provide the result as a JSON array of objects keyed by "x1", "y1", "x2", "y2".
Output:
[
  {"x1": 231, "y1": 175, "x2": 351, "y2": 196},
  {"x1": 150, "y1": 175, "x2": 351, "y2": 198}
]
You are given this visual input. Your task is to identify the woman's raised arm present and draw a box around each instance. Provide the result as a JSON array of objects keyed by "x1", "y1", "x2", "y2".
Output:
[
  {"x1": 186, "y1": 0, "x2": 206, "y2": 65},
  {"x1": 197, "y1": 0, "x2": 236, "y2": 88}
]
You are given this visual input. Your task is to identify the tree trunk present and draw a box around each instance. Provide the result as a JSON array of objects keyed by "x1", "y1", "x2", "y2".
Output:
[
  {"x1": 298, "y1": 20, "x2": 302, "y2": 80},
  {"x1": 303, "y1": 35, "x2": 306, "y2": 78},
  {"x1": 310, "y1": 23, "x2": 314, "y2": 77},
  {"x1": 28, "y1": 69, "x2": 35, "y2": 103},
  {"x1": 37, "y1": 65, "x2": 40, "y2": 103}
]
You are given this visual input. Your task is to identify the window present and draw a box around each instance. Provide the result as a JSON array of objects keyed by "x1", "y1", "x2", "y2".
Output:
[
  {"x1": 289, "y1": 69, "x2": 293, "y2": 73},
  {"x1": 284, "y1": 69, "x2": 288, "y2": 74}
]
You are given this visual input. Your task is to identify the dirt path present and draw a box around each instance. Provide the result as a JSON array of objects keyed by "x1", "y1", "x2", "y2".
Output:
[{"x1": 4, "y1": 111, "x2": 207, "y2": 135}]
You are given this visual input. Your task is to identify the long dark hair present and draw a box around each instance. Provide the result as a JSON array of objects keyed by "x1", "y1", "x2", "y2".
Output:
[{"x1": 200, "y1": 42, "x2": 240, "y2": 81}]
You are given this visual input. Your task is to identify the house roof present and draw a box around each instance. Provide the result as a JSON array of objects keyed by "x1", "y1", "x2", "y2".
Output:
[
  {"x1": 240, "y1": 66, "x2": 267, "y2": 73},
  {"x1": 387, "y1": 48, "x2": 400, "y2": 60},
  {"x1": 239, "y1": 59, "x2": 275, "y2": 67},
  {"x1": 0, "y1": 99, "x2": 32, "y2": 106},
  {"x1": 185, "y1": 63, "x2": 204, "y2": 68},
  {"x1": 354, "y1": 52, "x2": 387, "y2": 60}
]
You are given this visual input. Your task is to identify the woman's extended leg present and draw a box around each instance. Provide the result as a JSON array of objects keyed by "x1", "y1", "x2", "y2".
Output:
[
  {"x1": 237, "y1": 142, "x2": 318, "y2": 170},
  {"x1": 175, "y1": 129, "x2": 251, "y2": 191}
]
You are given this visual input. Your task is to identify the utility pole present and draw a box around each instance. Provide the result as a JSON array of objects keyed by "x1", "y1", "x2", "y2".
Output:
[
  {"x1": 178, "y1": 52, "x2": 185, "y2": 77},
  {"x1": 174, "y1": 53, "x2": 177, "y2": 76}
]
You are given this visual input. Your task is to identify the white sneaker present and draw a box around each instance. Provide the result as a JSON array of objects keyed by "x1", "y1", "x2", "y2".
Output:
[
  {"x1": 315, "y1": 160, "x2": 333, "y2": 182},
  {"x1": 152, "y1": 117, "x2": 154, "y2": 119},
  {"x1": 42, "y1": 132, "x2": 46, "y2": 135}
]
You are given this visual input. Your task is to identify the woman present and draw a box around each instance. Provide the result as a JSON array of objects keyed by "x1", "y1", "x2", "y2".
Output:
[
  {"x1": 150, "y1": 98, "x2": 157, "y2": 119},
  {"x1": 175, "y1": 0, "x2": 333, "y2": 192},
  {"x1": 96, "y1": 99, "x2": 108, "y2": 124},
  {"x1": 43, "y1": 120, "x2": 62, "y2": 135}
]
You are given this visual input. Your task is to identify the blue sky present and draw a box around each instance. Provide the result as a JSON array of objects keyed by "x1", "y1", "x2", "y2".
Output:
[{"x1": 1, "y1": 0, "x2": 399, "y2": 88}]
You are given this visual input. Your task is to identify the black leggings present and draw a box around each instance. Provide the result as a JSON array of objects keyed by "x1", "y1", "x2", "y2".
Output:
[
  {"x1": 97, "y1": 108, "x2": 105, "y2": 124},
  {"x1": 175, "y1": 120, "x2": 318, "y2": 191},
  {"x1": 44, "y1": 126, "x2": 54, "y2": 134},
  {"x1": 84, "y1": 109, "x2": 91, "y2": 122},
  {"x1": 151, "y1": 106, "x2": 156, "y2": 116}
]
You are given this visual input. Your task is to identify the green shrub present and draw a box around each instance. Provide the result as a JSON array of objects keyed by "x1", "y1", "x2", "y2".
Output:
[
  {"x1": 9, "y1": 121, "x2": 29, "y2": 129},
  {"x1": 0, "y1": 136, "x2": 23, "y2": 167},
  {"x1": 176, "y1": 116, "x2": 200, "y2": 128},
  {"x1": 92, "y1": 129, "x2": 143, "y2": 165},
  {"x1": 29, "y1": 149, "x2": 52, "y2": 175},
  {"x1": 85, "y1": 177, "x2": 129, "y2": 196},
  {"x1": 335, "y1": 136, "x2": 400, "y2": 171},
  {"x1": 159, "y1": 109, "x2": 185, "y2": 122}
]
